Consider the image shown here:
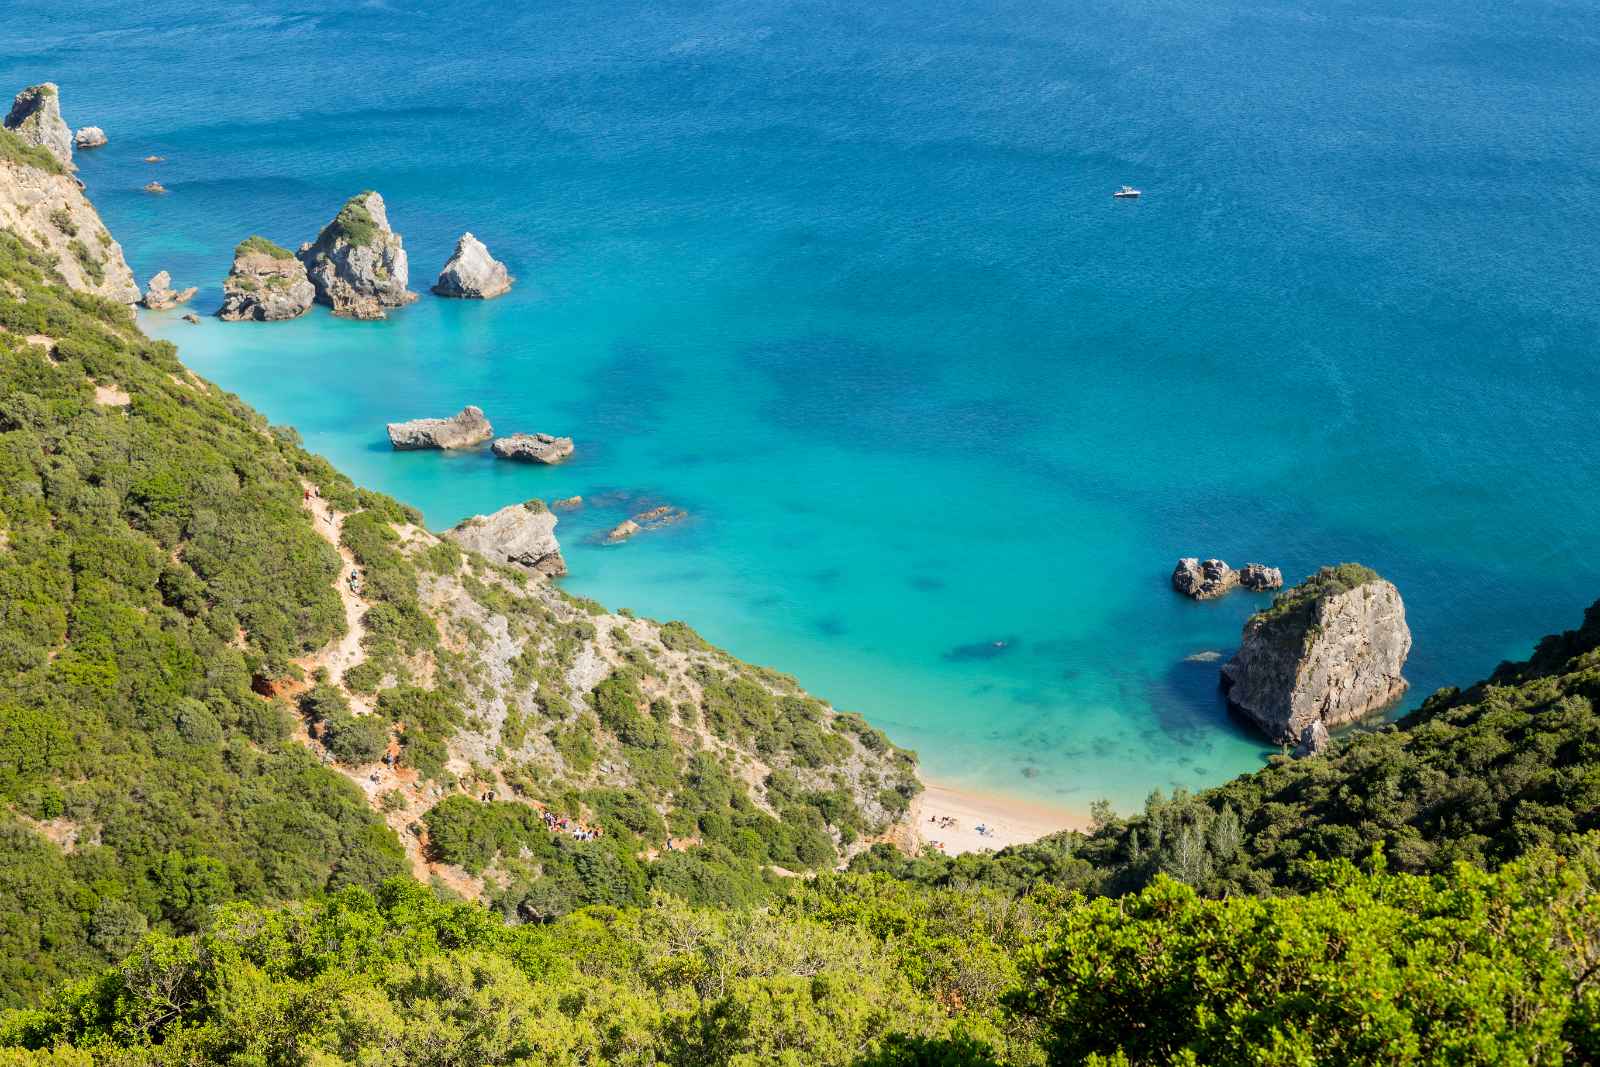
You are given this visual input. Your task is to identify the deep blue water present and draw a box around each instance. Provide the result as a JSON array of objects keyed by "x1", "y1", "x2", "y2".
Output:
[{"x1": 10, "y1": 0, "x2": 1600, "y2": 810}]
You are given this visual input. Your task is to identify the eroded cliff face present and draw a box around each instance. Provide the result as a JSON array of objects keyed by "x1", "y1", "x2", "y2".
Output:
[
  {"x1": 1221, "y1": 565, "x2": 1411, "y2": 743},
  {"x1": 0, "y1": 128, "x2": 138, "y2": 306}
]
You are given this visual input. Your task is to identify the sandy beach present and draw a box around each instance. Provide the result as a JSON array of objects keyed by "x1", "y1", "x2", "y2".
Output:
[{"x1": 909, "y1": 782, "x2": 1090, "y2": 856}]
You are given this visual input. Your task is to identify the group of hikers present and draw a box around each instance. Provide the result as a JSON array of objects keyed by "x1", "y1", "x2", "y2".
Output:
[{"x1": 543, "y1": 808, "x2": 603, "y2": 842}]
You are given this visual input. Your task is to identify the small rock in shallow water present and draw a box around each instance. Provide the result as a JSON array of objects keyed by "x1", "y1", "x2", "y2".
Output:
[
  {"x1": 143, "y1": 154, "x2": 163, "y2": 163},
  {"x1": 74, "y1": 126, "x2": 107, "y2": 149},
  {"x1": 140, "y1": 270, "x2": 196, "y2": 310},
  {"x1": 144, "y1": 181, "x2": 165, "y2": 194},
  {"x1": 1184, "y1": 650, "x2": 1223, "y2": 663},
  {"x1": 181, "y1": 313, "x2": 199, "y2": 324},
  {"x1": 552, "y1": 496, "x2": 583, "y2": 511},
  {"x1": 491, "y1": 432, "x2": 573, "y2": 464},
  {"x1": 432, "y1": 232, "x2": 512, "y2": 299}
]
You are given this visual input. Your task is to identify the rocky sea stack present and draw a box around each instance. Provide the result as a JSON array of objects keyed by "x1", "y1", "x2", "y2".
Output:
[
  {"x1": 387, "y1": 405, "x2": 493, "y2": 450},
  {"x1": 4, "y1": 83, "x2": 73, "y2": 168},
  {"x1": 444, "y1": 500, "x2": 567, "y2": 577},
  {"x1": 491, "y1": 432, "x2": 573, "y2": 464},
  {"x1": 298, "y1": 191, "x2": 416, "y2": 319},
  {"x1": 433, "y1": 232, "x2": 512, "y2": 299},
  {"x1": 1172, "y1": 558, "x2": 1237, "y2": 599},
  {"x1": 140, "y1": 270, "x2": 196, "y2": 310},
  {"x1": 1221, "y1": 563, "x2": 1411, "y2": 744},
  {"x1": 217, "y1": 236, "x2": 315, "y2": 321}
]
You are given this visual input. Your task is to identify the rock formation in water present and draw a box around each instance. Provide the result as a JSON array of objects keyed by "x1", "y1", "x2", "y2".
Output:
[
  {"x1": 73, "y1": 126, "x2": 106, "y2": 149},
  {"x1": 1238, "y1": 563, "x2": 1284, "y2": 591},
  {"x1": 4, "y1": 83, "x2": 73, "y2": 168},
  {"x1": 491, "y1": 432, "x2": 573, "y2": 464},
  {"x1": 387, "y1": 405, "x2": 493, "y2": 450},
  {"x1": 217, "y1": 237, "x2": 315, "y2": 321},
  {"x1": 1172, "y1": 558, "x2": 1238, "y2": 600},
  {"x1": 444, "y1": 500, "x2": 567, "y2": 577},
  {"x1": 0, "y1": 94, "x2": 138, "y2": 305},
  {"x1": 1221, "y1": 564, "x2": 1411, "y2": 744},
  {"x1": 433, "y1": 232, "x2": 512, "y2": 299},
  {"x1": 140, "y1": 270, "x2": 196, "y2": 310},
  {"x1": 298, "y1": 191, "x2": 416, "y2": 319},
  {"x1": 605, "y1": 504, "x2": 688, "y2": 543}
]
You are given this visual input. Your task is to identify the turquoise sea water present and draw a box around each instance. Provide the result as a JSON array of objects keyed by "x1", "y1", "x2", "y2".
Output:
[{"x1": 11, "y1": 0, "x2": 1600, "y2": 811}]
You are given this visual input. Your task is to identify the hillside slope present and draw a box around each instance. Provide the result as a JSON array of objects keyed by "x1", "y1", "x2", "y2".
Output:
[{"x1": 0, "y1": 156, "x2": 915, "y2": 1008}]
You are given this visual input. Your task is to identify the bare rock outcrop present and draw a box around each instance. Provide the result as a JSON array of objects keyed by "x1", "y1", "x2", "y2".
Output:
[
  {"x1": 605, "y1": 504, "x2": 688, "y2": 543},
  {"x1": 4, "y1": 83, "x2": 73, "y2": 167},
  {"x1": 1172, "y1": 558, "x2": 1238, "y2": 600},
  {"x1": 298, "y1": 191, "x2": 416, "y2": 319},
  {"x1": 433, "y1": 232, "x2": 512, "y2": 299},
  {"x1": 217, "y1": 237, "x2": 314, "y2": 321},
  {"x1": 444, "y1": 500, "x2": 567, "y2": 577},
  {"x1": 140, "y1": 270, "x2": 196, "y2": 310},
  {"x1": 491, "y1": 432, "x2": 573, "y2": 465},
  {"x1": 74, "y1": 126, "x2": 106, "y2": 149},
  {"x1": 1238, "y1": 563, "x2": 1284, "y2": 591},
  {"x1": 0, "y1": 95, "x2": 138, "y2": 305},
  {"x1": 387, "y1": 405, "x2": 493, "y2": 450},
  {"x1": 1292, "y1": 720, "x2": 1331, "y2": 758},
  {"x1": 1221, "y1": 564, "x2": 1411, "y2": 744}
]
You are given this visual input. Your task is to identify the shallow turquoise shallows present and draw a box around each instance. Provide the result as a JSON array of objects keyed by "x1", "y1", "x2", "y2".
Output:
[{"x1": 14, "y1": 0, "x2": 1600, "y2": 810}]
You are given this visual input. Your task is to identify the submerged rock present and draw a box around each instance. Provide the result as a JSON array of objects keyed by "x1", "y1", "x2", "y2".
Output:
[
  {"x1": 74, "y1": 126, "x2": 107, "y2": 149},
  {"x1": 218, "y1": 236, "x2": 315, "y2": 322},
  {"x1": 181, "y1": 312, "x2": 199, "y2": 324},
  {"x1": 144, "y1": 181, "x2": 165, "y2": 194},
  {"x1": 1172, "y1": 558, "x2": 1238, "y2": 600},
  {"x1": 4, "y1": 83, "x2": 73, "y2": 167},
  {"x1": 298, "y1": 191, "x2": 416, "y2": 319},
  {"x1": 432, "y1": 232, "x2": 512, "y2": 299},
  {"x1": 444, "y1": 500, "x2": 566, "y2": 577},
  {"x1": 1292, "y1": 720, "x2": 1331, "y2": 758},
  {"x1": 140, "y1": 270, "x2": 196, "y2": 310},
  {"x1": 1221, "y1": 564, "x2": 1411, "y2": 744},
  {"x1": 491, "y1": 432, "x2": 573, "y2": 465},
  {"x1": 552, "y1": 496, "x2": 583, "y2": 511},
  {"x1": 605, "y1": 504, "x2": 688, "y2": 543},
  {"x1": 1238, "y1": 563, "x2": 1284, "y2": 591},
  {"x1": 387, "y1": 405, "x2": 493, "y2": 450}
]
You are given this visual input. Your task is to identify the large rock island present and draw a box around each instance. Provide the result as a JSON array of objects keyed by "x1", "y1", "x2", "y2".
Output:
[
  {"x1": 443, "y1": 499, "x2": 568, "y2": 577},
  {"x1": 1221, "y1": 563, "x2": 1411, "y2": 744},
  {"x1": 298, "y1": 191, "x2": 417, "y2": 319},
  {"x1": 217, "y1": 236, "x2": 315, "y2": 321}
]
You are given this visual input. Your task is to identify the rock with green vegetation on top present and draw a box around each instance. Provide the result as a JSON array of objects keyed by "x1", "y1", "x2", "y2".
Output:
[
  {"x1": 218, "y1": 235, "x2": 314, "y2": 321},
  {"x1": 1221, "y1": 563, "x2": 1410, "y2": 743},
  {"x1": 4, "y1": 83, "x2": 72, "y2": 167},
  {"x1": 298, "y1": 190, "x2": 416, "y2": 319},
  {"x1": 444, "y1": 499, "x2": 567, "y2": 576}
]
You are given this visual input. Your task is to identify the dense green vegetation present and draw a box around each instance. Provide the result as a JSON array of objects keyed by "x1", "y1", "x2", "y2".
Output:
[
  {"x1": 1251, "y1": 561, "x2": 1380, "y2": 626},
  {"x1": 231, "y1": 235, "x2": 293, "y2": 260},
  {"x1": 0, "y1": 229, "x2": 407, "y2": 1007},
  {"x1": 315, "y1": 192, "x2": 380, "y2": 249}
]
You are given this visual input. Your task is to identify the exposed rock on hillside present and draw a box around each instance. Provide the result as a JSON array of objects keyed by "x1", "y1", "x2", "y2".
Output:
[
  {"x1": 140, "y1": 270, "x2": 196, "y2": 310},
  {"x1": 4, "y1": 83, "x2": 72, "y2": 167},
  {"x1": 1293, "y1": 720, "x2": 1331, "y2": 758},
  {"x1": 1221, "y1": 564, "x2": 1411, "y2": 743},
  {"x1": 1239, "y1": 563, "x2": 1284, "y2": 591},
  {"x1": 0, "y1": 115, "x2": 138, "y2": 305},
  {"x1": 298, "y1": 191, "x2": 416, "y2": 319},
  {"x1": 73, "y1": 126, "x2": 106, "y2": 149},
  {"x1": 444, "y1": 500, "x2": 567, "y2": 577},
  {"x1": 492, "y1": 432, "x2": 573, "y2": 464},
  {"x1": 433, "y1": 232, "x2": 512, "y2": 298},
  {"x1": 1172, "y1": 558, "x2": 1237, "y2": 600},
  {"x1": 387, "y1": 405, "x2": 493, "y2": 450},
  {"x1": 217, "y1": 236, "x2": 314, "y2": 321}
]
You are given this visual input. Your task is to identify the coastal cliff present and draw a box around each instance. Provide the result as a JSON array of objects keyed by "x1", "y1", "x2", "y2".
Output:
[
  {"x1": 1221, "y1": 563, "x2": 1411, "y2": 743},
  {"x1": 0, "y1": 99, "x2": 138, "y2": 305}
]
